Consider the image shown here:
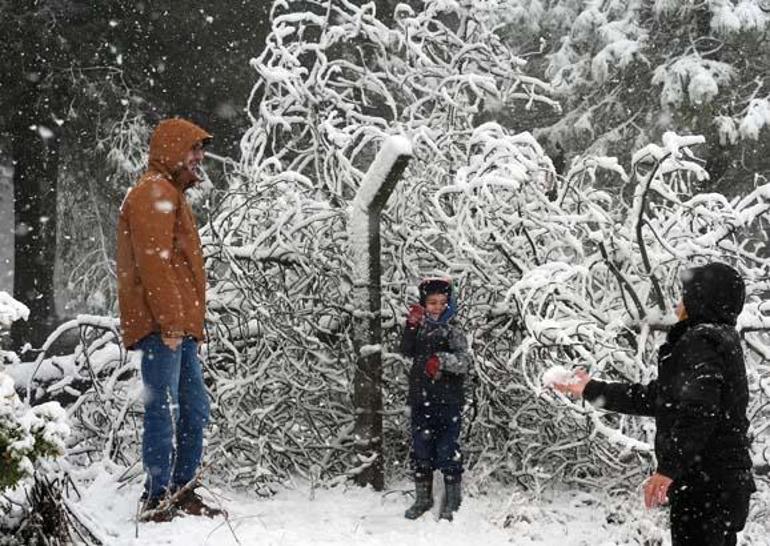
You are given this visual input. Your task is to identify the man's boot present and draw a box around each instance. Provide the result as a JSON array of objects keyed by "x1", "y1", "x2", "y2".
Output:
[
  {"x1": 173, "y1": 487, "x2": 227, "y2": 518},
  {"x1": 439, "y1": 474, "x2": 462, "y2": 521},
  {"x1": 405, "y1": 476, "x2": 434, "y2": 520},
  {"x1": 139, "y1": 495, "x2": 176, "y2": 523}
]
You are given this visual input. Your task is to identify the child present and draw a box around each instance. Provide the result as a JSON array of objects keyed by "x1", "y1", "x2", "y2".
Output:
[{"x1": 401, "y1": 277, "x2": 471, "y2": 521}]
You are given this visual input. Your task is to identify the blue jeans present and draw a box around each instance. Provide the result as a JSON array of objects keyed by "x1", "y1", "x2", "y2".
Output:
[
  {"x1": 410, "y1": 403, "x2": 463, "y2": 479},
  {"x1": 137, "y1": 334, "x2": 210, "y2": 499}
]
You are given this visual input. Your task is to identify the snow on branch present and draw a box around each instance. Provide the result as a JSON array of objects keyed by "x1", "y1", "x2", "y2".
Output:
[
  {"x1": 199, "y1": 0, "x2": 770, "y2": 492},
  {"x1": 0, "y1": 292, "x2": 29, "y2": 330}
]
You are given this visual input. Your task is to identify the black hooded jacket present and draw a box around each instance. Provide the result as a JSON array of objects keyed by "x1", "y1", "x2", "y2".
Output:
[
  {"x1": 584, "y1": 263, "x2": 754, "y2": 488},
  {"x1": 401, "y1": 315, "x2": 471, "y2": 407}
]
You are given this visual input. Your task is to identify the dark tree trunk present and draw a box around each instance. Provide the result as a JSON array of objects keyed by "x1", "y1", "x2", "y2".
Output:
[
  {"x1": 2, "y1": 2, "x2": 68, "y2": 351},
  {"x1": 10, "y1": 90, "x2": 61, "y2": 350}
]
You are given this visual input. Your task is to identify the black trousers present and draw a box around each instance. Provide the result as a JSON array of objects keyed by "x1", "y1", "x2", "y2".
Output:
[
  {"x1": 410, "y1": 403, "x2": 463, "y2": 478},
  {"x1": 669, "y1": 482, "x2": 752, "y2": 546}
]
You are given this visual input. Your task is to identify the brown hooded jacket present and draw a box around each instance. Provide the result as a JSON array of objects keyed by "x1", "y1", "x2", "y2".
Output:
[{"x1": 116, "y1": 119, "x2": 211, "y2": 348}]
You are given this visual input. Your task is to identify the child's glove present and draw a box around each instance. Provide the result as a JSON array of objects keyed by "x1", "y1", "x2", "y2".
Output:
[
  {"x1": 406, "y1": 304, "x2": 425, "y2": 328},
  {"x1": 425, "y1": 354, "x2": 441, "y2": 379}
]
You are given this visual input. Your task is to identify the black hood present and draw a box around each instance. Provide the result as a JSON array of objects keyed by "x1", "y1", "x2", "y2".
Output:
[{"x1": 681, "y1": 263, "x2": 745, "y2": 326}]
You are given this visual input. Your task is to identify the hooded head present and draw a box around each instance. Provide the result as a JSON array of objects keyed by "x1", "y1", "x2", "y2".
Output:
[
  {"x1": 681, "y1": 262, "x2": 745, "y2": 326},
  {"x1": 418, "y1": 277, "x2": 455, "y2": 324},
  {"x1": 419, "y1": 277, "x2": 452, "y2": 306},
  {"x1": 148, "y1": 118, "x2": 212, "y2": 189}
]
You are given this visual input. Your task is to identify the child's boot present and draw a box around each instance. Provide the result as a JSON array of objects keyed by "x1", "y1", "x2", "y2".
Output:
[
  {"x1": 405, "y1": 475, "x2": 433, "y2": 519},
  {"x1": 439, "y1": 474, "x2": 462, "y2": 521}
]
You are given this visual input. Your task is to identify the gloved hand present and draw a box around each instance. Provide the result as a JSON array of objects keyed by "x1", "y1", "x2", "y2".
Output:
[
  {"x1": 425, "y1": 354, "x2": 441, "y2": 380},
  {"x1": 406, "y1": 304, "x2": 425, "y2": 328}
]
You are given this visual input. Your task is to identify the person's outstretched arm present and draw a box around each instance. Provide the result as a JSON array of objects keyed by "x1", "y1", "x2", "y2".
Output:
[
  {"x1": 554, "y1": 369, "x2": 658, "y2": 416},
  {"x1": 583, "y1": 378, "x2": 659, "y2": 417}
]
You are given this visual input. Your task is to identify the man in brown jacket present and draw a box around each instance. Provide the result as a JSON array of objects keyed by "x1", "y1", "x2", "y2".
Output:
[{"x1": 117, "y1": 118, "x2": 222, "y2": 521}]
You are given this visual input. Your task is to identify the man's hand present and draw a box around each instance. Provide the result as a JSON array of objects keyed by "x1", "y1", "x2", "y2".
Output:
[
  {"x1": 643, "y1": 472, "x2": 673, "y2": 509},
  {"x1": 553, "y1": 368, "x2": 590, "y2": 399},
  {"x1": 162, "y1": 336, "x2": 183, "y2": 351},
  {"x1": 406, "y1": 304, "x2": 425, "y2": 328}
]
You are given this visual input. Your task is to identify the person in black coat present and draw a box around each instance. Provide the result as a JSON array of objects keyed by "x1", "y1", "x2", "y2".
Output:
[
  {"x1": 401, "y1": 277, "x2": 471, "y2": 521},
  {"x1": 555, "y1": 262, "x2": 755, "y2": 546}
]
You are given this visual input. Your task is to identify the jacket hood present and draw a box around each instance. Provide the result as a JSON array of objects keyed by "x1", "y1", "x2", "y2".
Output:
[
  {"x1": 419, "y1": 277, "x2": 453, "y2": 306},
  {"x1": 682, "y1": 263, "x2": 745, "y2": 326},
  {"x1": 148, "y1": 118, "x2": 211, "y2": 189},
  {"x1": 419, "y1": 277, "x2": 456, "y2": 325}
]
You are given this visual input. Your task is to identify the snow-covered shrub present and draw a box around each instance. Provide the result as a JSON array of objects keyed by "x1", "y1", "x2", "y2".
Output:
[
  {"x1": 491, "y1": 0, "x2": 770, "y2": 193},
  {"x1": 0, "y1": 291, "x2": 28, "y2": 366},
  {"x1": 202, "y1": 0, "x2": 770, "y2": 496},
  {"x1": 203, "y1": 0, "x2": 556, "y2": 489},
  {"x1": 504, "y1": 134, "x2": 770, "y2": 488},
  {"x1": 1, "y1": 314, "x2": 141, "y2": 543},
  {"x1": 0, "y1": 294, "x2": 78, "y2": 544},
  {"x1": 0, "y1": 373, "x2": 70, "y2": 490},
  {"x1": 1, "y1": 295, "x2": 68, "y2": 487},
  {"x1": 6, "y1": 316, "x2": 142, "y2": 469}
]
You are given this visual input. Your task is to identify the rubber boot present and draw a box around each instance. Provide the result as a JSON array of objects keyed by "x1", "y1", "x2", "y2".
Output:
[
  {"x1": 439, "y1": 475, "x2": 462, "y2": 521},
  {"x1": 405, "y1": 476, "x2": 434, "y2": 520}
]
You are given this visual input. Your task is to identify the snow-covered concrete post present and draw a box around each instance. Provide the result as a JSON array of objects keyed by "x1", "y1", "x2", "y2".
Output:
[{"x1": 348, "y1": 135, "x2": 412, "y2": 491}]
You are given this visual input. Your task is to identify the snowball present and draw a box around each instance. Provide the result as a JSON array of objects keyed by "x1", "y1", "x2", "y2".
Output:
[{"x1": 541, "y1": 365, "x2": 578, "y2": 388}]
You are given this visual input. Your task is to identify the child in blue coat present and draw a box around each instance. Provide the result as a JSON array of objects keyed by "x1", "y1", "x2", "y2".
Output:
[{"x1": 401, "y1": 277, "x2": 471, "y2": 521}]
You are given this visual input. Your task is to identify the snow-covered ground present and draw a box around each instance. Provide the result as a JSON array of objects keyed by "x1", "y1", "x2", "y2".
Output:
[
  {"x1": 65, "y1": 468, "x2": 746, "y2": 546},
  {"x1": 65, "y1": 466, "x2": 770, "y2": 545}
]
